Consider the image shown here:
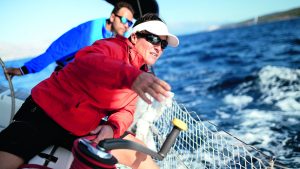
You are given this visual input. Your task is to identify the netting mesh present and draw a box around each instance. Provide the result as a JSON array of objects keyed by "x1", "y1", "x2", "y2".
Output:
[{"x1": 140, "y1": 99, "x2": 275, "y2": 169}]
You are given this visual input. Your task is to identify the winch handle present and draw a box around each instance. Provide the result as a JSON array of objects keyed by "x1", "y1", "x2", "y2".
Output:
[
  {"x1": 98, "y1": 138, "x2": 164, "y2": 160},
  {"x1": 158, "y1": 118, "x2": 188, "y2": 158},
  {"x1": 98, "y1": 118, "x2": 187, "y2": 160}
]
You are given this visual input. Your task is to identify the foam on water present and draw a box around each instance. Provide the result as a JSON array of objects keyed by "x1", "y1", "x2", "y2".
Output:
[
  {"x1": 223, "y1": 94, "x2": 253, "y2": 108},
  {"x1": 258, "y1": 65, "x2": 300, "y2": 108},
  {"x1": 276, "y1": 97, "x2": 300, "y2": 111},
  {"x1": 227, "y1": 109, "x2": 275, "y2": 145},
  {"x1": 217, "y1": 65, "x2": 300, "y2": 167}
]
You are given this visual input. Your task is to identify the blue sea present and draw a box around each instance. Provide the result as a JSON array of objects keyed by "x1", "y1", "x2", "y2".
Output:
[
  {"x1": 157, "y1": 18, "x2": 300, "y2": 168},
  {"x1": 1, "y1": 18, "x2": 300, "y2": 168}
]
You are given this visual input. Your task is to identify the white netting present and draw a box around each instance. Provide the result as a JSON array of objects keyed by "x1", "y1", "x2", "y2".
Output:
[{"x1": 133, "y1": 96, "x2": 278, "y2": 169}]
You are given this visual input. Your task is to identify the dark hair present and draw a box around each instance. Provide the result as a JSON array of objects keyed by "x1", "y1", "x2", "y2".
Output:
[
  {"x1": 112, "y1": 2, "x2": 134, "y2": 15},
  {"x1": 133, "y1": 13, "x2": 164, "y2": 27}
]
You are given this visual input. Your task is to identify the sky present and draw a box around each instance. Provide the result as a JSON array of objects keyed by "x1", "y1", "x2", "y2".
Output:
[{"x1": 1, "y1": 0, "x2": 300, "y2": 60}]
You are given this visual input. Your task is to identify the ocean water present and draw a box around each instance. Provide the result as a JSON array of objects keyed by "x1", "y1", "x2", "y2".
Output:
[
  {"x1": 1, "y1": 18, "x2": 300, "y2": 168},
  {"x1": 156, "y1": 18, "x2": 300, "y2": 168}
]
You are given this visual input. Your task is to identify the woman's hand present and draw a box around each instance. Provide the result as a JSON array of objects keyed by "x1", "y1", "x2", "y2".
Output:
[
  {"x1": 131, "y1": 72, "x2": 171, "y2": 104},
  {"x1": 90, "y1": 125, "x2": 114, "y2": 144}
]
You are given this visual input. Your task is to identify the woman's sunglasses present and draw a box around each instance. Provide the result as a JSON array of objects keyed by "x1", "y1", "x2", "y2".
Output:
[
  {"x1": 114, "y1": 14, "x2": 133, "y2": 27},
  {"x1": 136, "y1": 32, "x2": 168, "y2": 49}
]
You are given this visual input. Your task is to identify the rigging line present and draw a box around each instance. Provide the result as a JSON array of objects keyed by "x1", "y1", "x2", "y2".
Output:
[
  {"x1": 197, "y1": 114, "x2": 286, "y2": 168},
  {"x1": 183, "y1": 109, "x2": 282, "y2": 168},
  {"x1": 0, "y1": 58, "x2": 15, "y2": 123},
  {"x1": 136, "y1": 0, "x2": 143, "y2": 18}
]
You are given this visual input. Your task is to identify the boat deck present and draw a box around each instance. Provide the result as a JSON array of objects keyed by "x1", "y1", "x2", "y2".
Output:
[
  {"x1": 0, "y1": 85, "x2": 30, "y2": 101},
  {"x1": 0, "y1": 85, "x2": 27, "y2": 131}
]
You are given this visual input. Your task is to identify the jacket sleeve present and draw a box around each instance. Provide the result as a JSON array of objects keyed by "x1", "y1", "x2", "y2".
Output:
[
  {"x1": 23, "y1": 49, "x2": 58, "y2": 74},
  {"x1": 23, "y1": 21, "x2": 93, "y2": 74},
  {"x1": 70, "y1": 41, "x2": 142, "y2": 138},
  {"x1": 106, "y1": 98, "x2": 137, "y2": 138},
  {"x1": 73, "y1": 43, "x2": 142, "y2": 89}
]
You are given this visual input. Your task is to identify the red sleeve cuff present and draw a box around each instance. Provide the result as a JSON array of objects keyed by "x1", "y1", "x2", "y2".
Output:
[{"x1": 107, "y1": 122, "x2": 121, "y2": 138}]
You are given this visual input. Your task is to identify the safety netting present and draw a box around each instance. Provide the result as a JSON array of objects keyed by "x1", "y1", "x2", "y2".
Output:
[{"x1": 133, "y1": 97, "x2": 277, "y2": 169}]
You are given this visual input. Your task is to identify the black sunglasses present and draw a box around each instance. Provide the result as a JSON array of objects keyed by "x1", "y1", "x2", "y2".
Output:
[
  {"x1": 114, "y1": 14, "x2": 133, "y2": 27},
  {"x1": 136, "y1": 32, "x2": 168, "y2": 49}
]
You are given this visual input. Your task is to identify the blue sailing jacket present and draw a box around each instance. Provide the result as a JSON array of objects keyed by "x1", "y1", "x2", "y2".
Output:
[{"x1": 22, "y1": 18, "x2": 128, "y2": 74}]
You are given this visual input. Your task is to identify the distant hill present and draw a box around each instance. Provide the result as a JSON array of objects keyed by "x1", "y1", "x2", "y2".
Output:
[{"x1": 222, "y1": 7, "x2": 300, "y2": 29}]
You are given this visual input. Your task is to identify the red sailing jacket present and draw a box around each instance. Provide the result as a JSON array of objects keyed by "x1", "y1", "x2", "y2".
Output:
[{"x1": 31, "y1": 35, "x2": 146, "y2": 138}]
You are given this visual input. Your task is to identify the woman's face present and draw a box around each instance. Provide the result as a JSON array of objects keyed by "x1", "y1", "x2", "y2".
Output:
[{"x1": 131, "y1": 33, "x2": 167, "y2": 65}]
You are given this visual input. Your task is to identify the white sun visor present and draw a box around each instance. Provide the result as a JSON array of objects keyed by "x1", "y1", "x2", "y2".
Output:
[{"x1": 131, "y1": 21, "x2": 179, "y2": 47}]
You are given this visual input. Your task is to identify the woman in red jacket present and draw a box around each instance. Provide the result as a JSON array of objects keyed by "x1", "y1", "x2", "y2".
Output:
[{"x1": 0, "y1": 13, "x2": 179, "y2": 169}]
